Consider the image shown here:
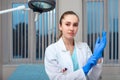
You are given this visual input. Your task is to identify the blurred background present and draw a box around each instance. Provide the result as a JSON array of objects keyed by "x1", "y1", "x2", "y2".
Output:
[{"x1": 0, "y1": 0, "x2": 120, "y2": 80}]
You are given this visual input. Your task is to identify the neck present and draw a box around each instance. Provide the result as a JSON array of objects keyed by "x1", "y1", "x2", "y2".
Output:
[
  {"x1": 62, "y1": 36, "x2": 74, "y2": 46},
  {"x1": 62, "y1": 36, "x2": 74, "y2": 54}
]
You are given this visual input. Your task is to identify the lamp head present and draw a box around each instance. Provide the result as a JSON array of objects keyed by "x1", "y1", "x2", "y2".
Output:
[{"x1": 28, "y1": 0, "x2": 56, "y2": 13}]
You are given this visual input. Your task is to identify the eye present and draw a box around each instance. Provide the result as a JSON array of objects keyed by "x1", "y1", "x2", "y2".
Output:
[
  {"x1": 73, "y1": 23, "x2": 78, "y2": 27},
  {"x1": 66, "y1": 23, "x2": 70, "y2": 26}
]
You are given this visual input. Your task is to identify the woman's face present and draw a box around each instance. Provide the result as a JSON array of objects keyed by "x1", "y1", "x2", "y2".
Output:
[{"x1": 59, "y1": 14, "x2": 79, "y2": 40}]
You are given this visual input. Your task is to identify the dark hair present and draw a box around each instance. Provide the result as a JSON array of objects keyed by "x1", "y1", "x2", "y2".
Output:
[
  {"x1": 59, "y1": 11, "x2": 79, "y2": 25},
  {"x1": 59, "y1": 11, "x2": 79, "y2": 38}
]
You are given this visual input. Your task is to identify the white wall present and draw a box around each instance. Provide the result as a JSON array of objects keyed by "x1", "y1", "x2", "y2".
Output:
[
  {"x1": 102, "y1": 65, "x2": 120, "y2": 80},
  {"x1": 58, "y1": 0, "x2": 83, "y2": 42},
  {"x1": 0, "y1": 0, "x2": 2, "y2": 79},
  {"x1": 1, "y1": 0, "x2": 10, "y2": 64}
]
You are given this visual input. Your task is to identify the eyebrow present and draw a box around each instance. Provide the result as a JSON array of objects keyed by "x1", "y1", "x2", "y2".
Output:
[{"x1": 65, "y1": 21, "x2": 78, "y2": 23}]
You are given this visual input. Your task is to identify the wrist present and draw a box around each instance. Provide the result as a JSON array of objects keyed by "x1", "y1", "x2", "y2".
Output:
[{"x1": 83, "y1": 62, "x2": 92, "y2": 75}]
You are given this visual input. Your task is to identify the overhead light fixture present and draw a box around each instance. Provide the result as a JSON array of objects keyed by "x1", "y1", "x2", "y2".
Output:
[
  {"x1": 0, "y1": 0, "x2": 56, "y2": 22},
  {"x1": 28, "y1": 0, "x2": 56, "y2": 13}
]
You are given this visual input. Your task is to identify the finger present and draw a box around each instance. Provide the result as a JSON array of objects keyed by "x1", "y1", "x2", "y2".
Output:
[
  {"x1": 102, "y1": 33, "x2": 107, "y2": 44},
  {"x1": 101, "y1": 31, "x2": 107, "y2": 42},
  {"x1": 96, "y1": 37, "x2": 100, "y2": 44},
  {"x1": 102, "y1": 31, "x2": 106, "y2": 37}
]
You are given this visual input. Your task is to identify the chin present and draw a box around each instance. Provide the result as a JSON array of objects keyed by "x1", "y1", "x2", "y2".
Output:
[{"x1": 68, "y1": 36, "x2": 74, "y2": 40}]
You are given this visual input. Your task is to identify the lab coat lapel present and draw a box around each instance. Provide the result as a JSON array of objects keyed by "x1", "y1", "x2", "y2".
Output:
[
  {"x1": 56, "y1": 37, "x2": 67, "y2": 51},
  {"x1": 75, "y1": 42, "x2": 85, "y2": 68},
  {"x1": 57, "y1": 39, "x2": 85, "y2": 70},
  {"x1": 56, "y1": 38, "x2": 74, "y2": 72}
]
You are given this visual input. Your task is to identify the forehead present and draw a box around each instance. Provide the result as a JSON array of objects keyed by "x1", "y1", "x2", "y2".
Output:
[{"x1": 62, "y1": 14, "x2": 79, "y2": 23}]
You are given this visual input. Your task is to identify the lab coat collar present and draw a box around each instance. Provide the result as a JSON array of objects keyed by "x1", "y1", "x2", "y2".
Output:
[
  {"x1": 56, "y1": 37, "x2": 80, "y2": 52},
  {"x1": 56, "y1": 37, "x2": 67, "y2": 51}
]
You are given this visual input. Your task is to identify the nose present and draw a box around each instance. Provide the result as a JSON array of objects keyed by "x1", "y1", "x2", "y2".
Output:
[{"x1": 70, "y1": 25, "x2": 74, "y2": 30}]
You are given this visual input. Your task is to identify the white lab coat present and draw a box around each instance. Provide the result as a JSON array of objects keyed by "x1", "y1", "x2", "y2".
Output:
[{"x1": 44, "y1": 37, "x2": 102, "y2": 80}]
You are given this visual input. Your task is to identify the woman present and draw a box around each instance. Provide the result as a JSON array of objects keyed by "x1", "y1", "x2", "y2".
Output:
[{"x1": 44, "y1": 11, "x2": 107, "y2": 80}]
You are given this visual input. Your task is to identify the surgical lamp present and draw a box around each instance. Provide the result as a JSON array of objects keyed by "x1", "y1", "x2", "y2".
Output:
[
  {"x1": 28, "y1": 0, "x2": 56, "y2": 13},
  {"x1": 0, "y1": 0, "x2": 56, "y2": 21},
  {"x1": 28, "y1": 0, "x2": 56, "y2": 21}
]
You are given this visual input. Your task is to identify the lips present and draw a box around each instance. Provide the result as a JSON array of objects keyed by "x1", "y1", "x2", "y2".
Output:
[{"x1": 68, "y1": 33, "x2": 74, "y2": 36}]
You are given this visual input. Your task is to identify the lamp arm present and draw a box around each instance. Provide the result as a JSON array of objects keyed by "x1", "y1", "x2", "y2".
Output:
[
  {"x1": 0, "y1": 5, "x2": 26, "y2": 14},
  {"x1": 34, "y1": 12, "x2": 40, "y2": 22}
]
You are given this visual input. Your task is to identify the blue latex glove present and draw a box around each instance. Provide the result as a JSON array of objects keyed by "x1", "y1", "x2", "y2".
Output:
[
  {"x1": 83, "y1": 31, "x2": 107, "y2": 75},
  {"x1": 83, "y1": 55, "x2": 97, "y2": 75},
  {"x1": 93, "y1": 31, "x2": 107, "y2": 60}
]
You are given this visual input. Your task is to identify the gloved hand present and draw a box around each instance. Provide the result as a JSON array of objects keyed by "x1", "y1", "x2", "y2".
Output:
[
  {"x1": 93, "y1": 31, "x2": 107, "y2": 60},
  {"x1": 83, "y1": 55, "x2": 97, "y2": 75},
  {"x1": 83, "y1": 31, "x2": 107, "y2": 75}
]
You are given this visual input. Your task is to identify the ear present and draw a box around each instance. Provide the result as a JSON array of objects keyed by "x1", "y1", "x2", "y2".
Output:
[{"x1": 59, "y1": 24, "x2": 62, "y2": 31}]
